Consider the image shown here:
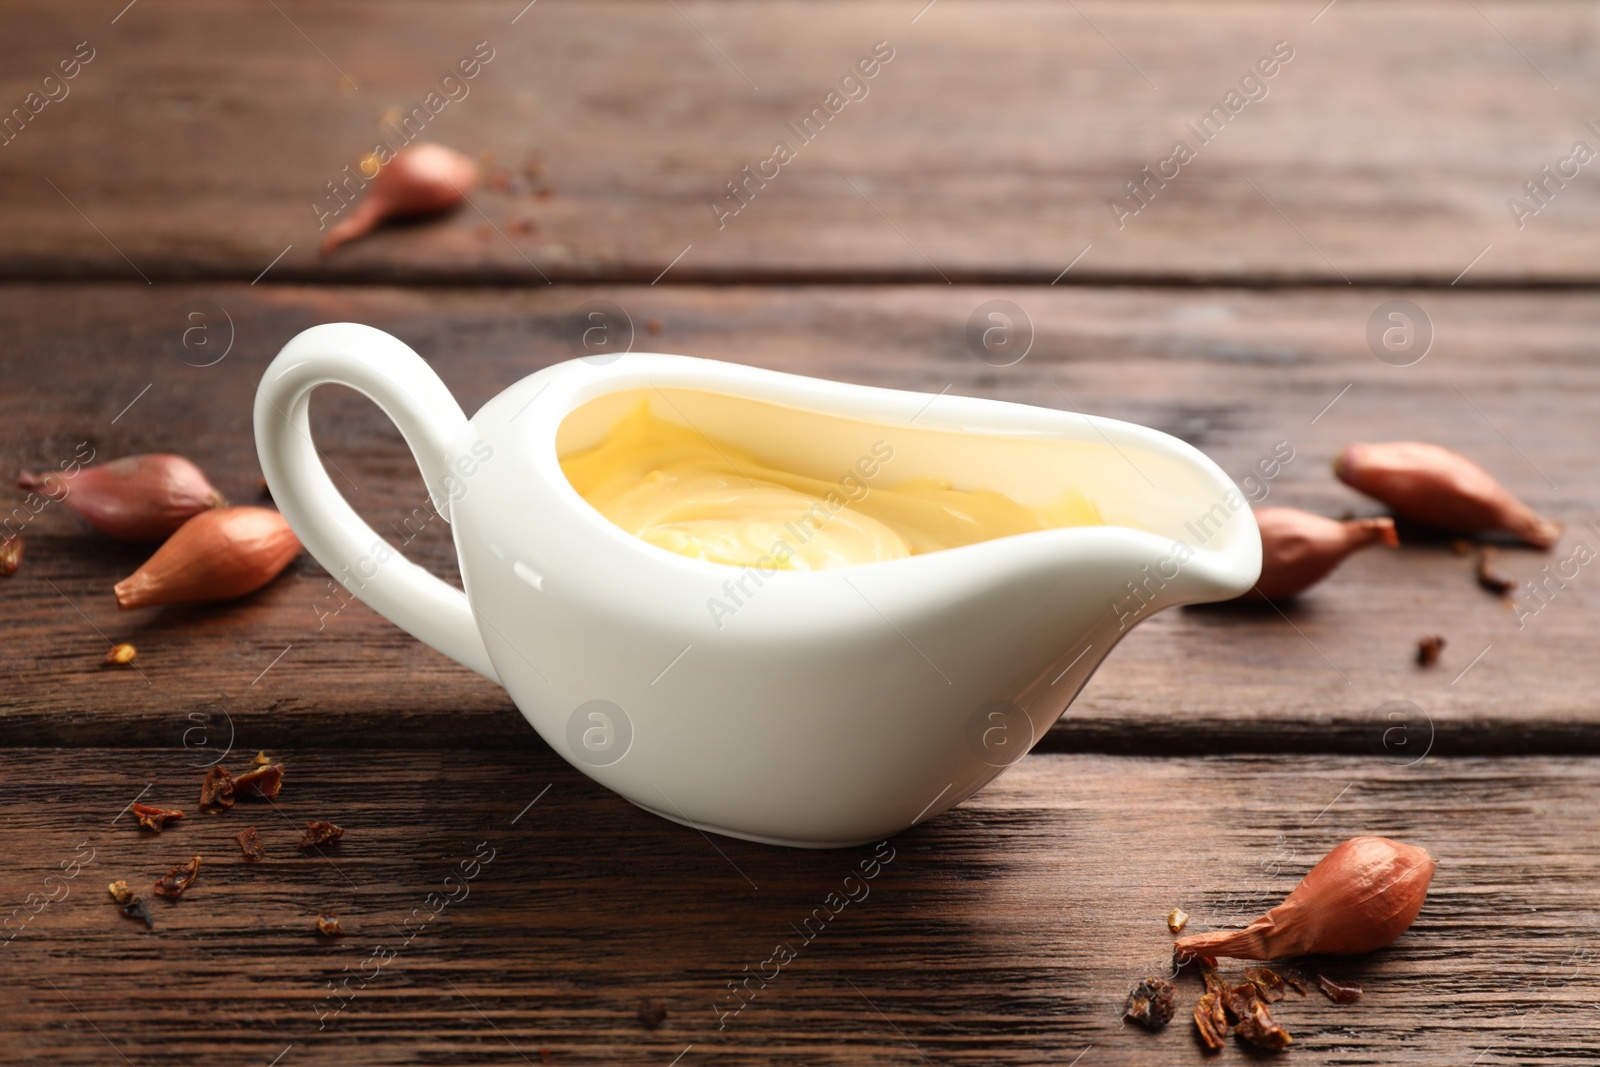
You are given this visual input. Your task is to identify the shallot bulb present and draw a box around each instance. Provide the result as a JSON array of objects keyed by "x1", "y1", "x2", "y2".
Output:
[
  {"x1": 114, "y1": 507, "x2": 301, "y2": 609},
  {"x1": 1175, "y1": 836, "x2": 1435, "y2": 960},
  {"x1": 320, "y1": 143, "x2": 479, "y2": 254},
  {"x1": 1250, "y1": 507, "x2": 1398, "y2": 600},
  {"x1": 1335, "y1": 441, "x2": 1561, "y2": 549},
  {"x1": 18, "y1": 454, "x2": 224, "y2": 542}
]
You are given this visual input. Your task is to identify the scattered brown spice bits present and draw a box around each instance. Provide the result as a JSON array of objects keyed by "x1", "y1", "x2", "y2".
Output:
[
  {"x1": 1234, "y1": 998, "x2": 1293, "y2": 1051},
  {"x1": 104, "y1": 642, "x2": 138, "y2": 665},
  {"x1": 1317, "y1": 973, "x2": 1363, "y2": 1004},
  {"x1": 233, "y1": 762, "x2": 284, "y2": 799},
  {"x1": 1188, "y1": 964, "x2": 1308, "y2": 1054},
  {"x1": 1193, "y1": 991, "x2": 1228, "y2": 1052},
  {"x1": 153, "y1": 855, "x2": 202, "y2": 898},
  {"x1": 1416, "y1": 634, "x2": 1447, "y2": 666},
  {"x1": 646, "y1": 317, "x2": 664, "y2": 335},
  {"x1": 1476, "y1": 547, "x2": 1518, "y2": 596},
  {"x1": 250, "y1": 750, "x2": 271, "y2": 767},
  {"x1": 235, "y1": 826, "x2": 265, "y2": 862},
  {"x1": 1451, "y1": 538, "x2": 1473, "y2": 556},
  {"x1": 508, "y1": 213, "x2": 537, "y2": 235},
  {"x1": 298, "y1": 820, "x2": 344, "y2": 850},
  {"x1": 1244, "y1": 967, "x2": 1288, "y2": 1004},
  {"x1": 200, "y1": 765, "x2": 236, "y2": 810},
  {"x1": 1123, "y1": 976, "x2": 1177, "y2": 1030},
  {"x1": 1278, "y1": 969, "x2": 1309, "y2": 996},
  {"x1": 316, "y1": 915, "x2": 346, "y2": 938},
  {"x1": 112, "y1": 883, "x2": 156, "y2": 927},
  {"x1": 637, "y1": 999, "x2": 668, "y2": 1030},
  {"x1": 0, "y1": 535, "x2": 22, "y2": 577},
  {"x1": 130, "y1": 802, "x2": 185, "y2": 832},
  {"x1": 1166, "y1": 907, "x2": 1189, "y2": 934}
]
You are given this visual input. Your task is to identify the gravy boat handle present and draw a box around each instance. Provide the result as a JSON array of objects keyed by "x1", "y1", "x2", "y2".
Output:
[{"x1": 253, "y1": 323, "x2": 499, "y2": 682}]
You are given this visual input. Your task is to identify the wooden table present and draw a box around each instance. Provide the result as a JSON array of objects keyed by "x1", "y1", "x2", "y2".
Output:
[{"x1": 2, "y1": 3, "x2": 1596, "y2": 1064}]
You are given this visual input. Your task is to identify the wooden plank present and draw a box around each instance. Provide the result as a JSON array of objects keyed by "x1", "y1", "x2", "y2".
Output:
[
  {"x1": 1, "y1": 283, "x2": 1594, "y2": 753},
  {"x1": 5, "y1": 1, "x2": 1600, "y2": 283},
  {"x1": 0, "y1": 748, "x2": 1594, "y2": 1065}
]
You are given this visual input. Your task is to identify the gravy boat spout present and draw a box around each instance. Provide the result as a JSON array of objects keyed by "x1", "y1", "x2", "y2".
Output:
[{"x1": 255, "y1": 324, "x2": 1261, "y2": 848}]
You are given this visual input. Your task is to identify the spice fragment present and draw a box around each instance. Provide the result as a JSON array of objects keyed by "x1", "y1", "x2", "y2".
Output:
[
  {"x1": 104, "y1": 642, "x2": 138, "y2": 665},
  {"x1": 1476, "y1": 547, "x2": 1517, "y2": 596},
  {"x1": 1317, "y1": 974, "x2": 1363, "y2": 1003},
  {"x1": 316, "y1": 915, "x2": 345, "y2": 938},
  {"x1": 108, "y1": 880, "x2": 134, "y2": 904},
  {"x1": 1234, "y1": 998, "x2": 1293, "y2": 1050},
  {"x1": 120, "y1": 897, "x2": 155, "y2": 928},
  {"x1": 130, "y1": 802, "x2": 185, "y2": 832},
  {"x1": 1415, "y1": 634, "x2": 1446, "y2": 666},
  {"x1": 298, "y1": 820, "x2": 344, "y2": 850},
  {"x1": 1224, "y1": 982, "x2": 1258, "y2": 1024},
  {"x1": 1123, "y1": 976, "x2": 1176, "y2": 1030},
  {"x1": 0, "y1": 535, "x2": 21, "y2": 577},
  {"x1": 233, "y1": 762, "x2": 284, "y2": 799},
  {"x1": 1193, "y1": 991, "x2": 1228, "y2": 1052},
  {"x1": 154, "y1": 855, "x2": 202, "y2": 898},
  {"x1": 200, "y1": 765, "x2": 236, "y2": 810},
  {"x1": 1244, "y1": 967, "x2": 1288, "y2": 1004},
  {"x1": 250, "y1": 750, "x2": 270, "y2": 767},
  {"x1": 235, "y1": 826, "x2": 265, "y2": 862},
  {"x1": 1166, "y1": 907, "x2": 1189, "y2": 934}
]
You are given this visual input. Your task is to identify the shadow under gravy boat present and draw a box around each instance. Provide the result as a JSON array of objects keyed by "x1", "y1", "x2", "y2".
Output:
[{"x1": 255, "y1": 324, "x2": 1261, "y2": 848}]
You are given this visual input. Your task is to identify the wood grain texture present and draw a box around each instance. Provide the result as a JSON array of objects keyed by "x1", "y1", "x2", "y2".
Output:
[
  {"x1": 4, "y1": 1, "x2": 1600, "y2": 284},
  {"x1": 0, "y1": 748, "x2": 1593, "y2": 1066},
  {"x1": 1, "y1": 283, "x2": 1594, "y2": 753}
]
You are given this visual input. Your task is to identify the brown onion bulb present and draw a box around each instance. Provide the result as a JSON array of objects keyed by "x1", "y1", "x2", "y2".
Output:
[
  {"x1": 320, "y1": 143, "x2": 479, "y2": 254},
  {"x1": 18, "y1": 454, "x2": 224, "y2": 542},
  {"x1": 1335, "y1": 441, "x2": 1560, "y2": 549},
  {"x1": 114, "y1": 507, "x2": 301, "y2": 609},
  {"x1": 1176, "y1": 837, "x2": 1435, "y2": 960},
  {"x1": 1250, "y1": 507, "x2": 1398, "y2": 600}
]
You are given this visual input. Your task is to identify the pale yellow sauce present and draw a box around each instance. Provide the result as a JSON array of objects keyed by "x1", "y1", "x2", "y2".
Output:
[{"x1": 561, "y1": 404, "x2": 1102, "y2": 570}]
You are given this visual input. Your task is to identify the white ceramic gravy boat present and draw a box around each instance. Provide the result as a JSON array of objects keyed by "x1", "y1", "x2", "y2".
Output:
[{"x1": 255, "y1": 324, "x2": 1260, "y2": 848}]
